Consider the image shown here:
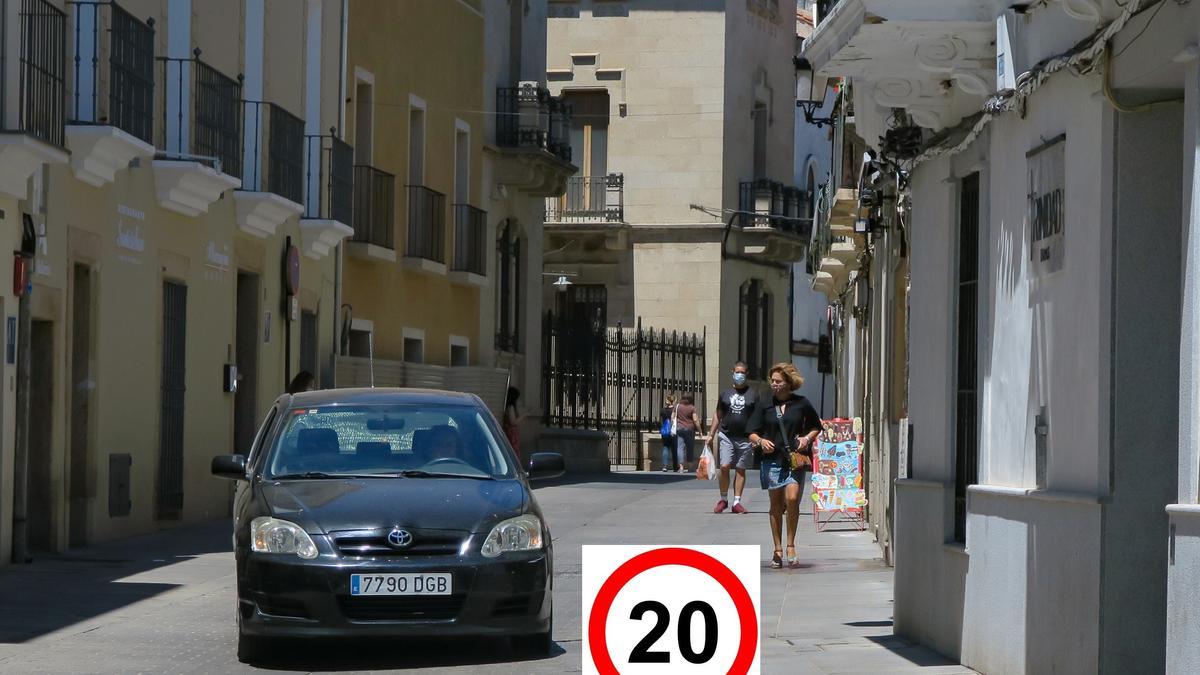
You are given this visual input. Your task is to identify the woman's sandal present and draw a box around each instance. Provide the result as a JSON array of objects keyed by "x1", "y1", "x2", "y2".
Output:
[
  {"x1": 786, "y1": 545, "x2": 800, "y2": 569},
  {"x1": 771, "y1": 549, "x2": 783, "y2": 569}
]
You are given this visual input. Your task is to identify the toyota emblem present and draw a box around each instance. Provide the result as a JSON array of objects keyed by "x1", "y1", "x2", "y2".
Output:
[{"x1": 387, "y1": 527, "x2": 413, "y2": 548}]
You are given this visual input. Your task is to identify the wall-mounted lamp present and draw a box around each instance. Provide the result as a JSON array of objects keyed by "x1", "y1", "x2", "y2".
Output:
[
  {"x1": 793, "y1": 56, "x2": 835, "y2": 128},
  {"x1": 543, "y1": 271, "x2": 577, "y2": 292}
]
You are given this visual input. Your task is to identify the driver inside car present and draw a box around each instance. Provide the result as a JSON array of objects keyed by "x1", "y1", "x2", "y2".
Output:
[{"x1": 428, "y1": 425, "x2": 468, "y2": 464}]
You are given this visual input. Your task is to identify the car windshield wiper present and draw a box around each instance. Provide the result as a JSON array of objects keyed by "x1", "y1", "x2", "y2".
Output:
[
  {"x1": 396, "y1": 470, "x2": 495, "y2": 480},
  {"x1": 269, "y1": 472, "x2": 393, "y2": 480}
]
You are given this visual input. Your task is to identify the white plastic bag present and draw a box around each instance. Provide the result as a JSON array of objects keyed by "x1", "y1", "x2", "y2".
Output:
[{"x1": 697, "y1": 446, "x2": 717, "y2": 481}]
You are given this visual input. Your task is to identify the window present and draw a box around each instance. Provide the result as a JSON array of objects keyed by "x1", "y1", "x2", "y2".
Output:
[
  {"x1": 450, "y1": 336, "x2": 469, "y2": 367},
  {"x1": 454, "y1": 122, "x2": 470, "y2": 203},
  {"x1": 739, "y1": 279, "x2": 772, "y2": 380},
  {"x1": 409, "y1": 95, "x2": 427, "y2": 184},
  {"x1": 403, "y1": 327, "x2": 425, "y2": 363},
  {"x1": 953, "y1": 173, "x2": 980, "y2": 543},
  {"x1": 495, "y1": 220, "x2": 522, "y2": 353},
  {"x1": 353, "y1": 71, "x2": 374, "y2": 165},
  {"x1": 752, "y1": 102, "x2": 768, "y2": 180},
  {"x1": 300, "y1": 310, "x2": 318, "y2": 385}
]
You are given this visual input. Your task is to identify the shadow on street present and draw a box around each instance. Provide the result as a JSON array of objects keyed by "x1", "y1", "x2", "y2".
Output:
[{"x1": 0, "y1": 520, "x2": 232, "y2": 643}]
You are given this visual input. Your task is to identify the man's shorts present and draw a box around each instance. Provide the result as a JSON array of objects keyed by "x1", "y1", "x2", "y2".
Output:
[{"x1": 718, "y1": 432, "x2": 754, "y2": 470}]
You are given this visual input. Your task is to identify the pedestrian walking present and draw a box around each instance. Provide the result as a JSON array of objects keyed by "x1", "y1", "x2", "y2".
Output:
[
  {"x1": 708, "y1": 361, "x2": 760, "y2": 514},
  {"x1": 659, "y1": 393, "x2": 679, "y2": 472},
  {"x1": 747, "y1": 362, "x2": 822, "y2": 569},
  {"x1": 672, "y1": 393, "x2": 704, "y2": 473},
  {"x1": 287, "y1": 371, "x2": 315, "y2": 395},
  {"x1": 503, "y1": 386, "x2": 525, "y2": 458}
]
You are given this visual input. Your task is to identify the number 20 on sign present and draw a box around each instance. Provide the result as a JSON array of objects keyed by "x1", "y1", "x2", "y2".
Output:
[{"x1": 582, "y1": 545, "x2": 761, "y2": 674}]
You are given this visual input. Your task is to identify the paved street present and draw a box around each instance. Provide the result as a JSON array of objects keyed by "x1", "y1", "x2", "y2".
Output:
[{"x1": 0, "y1": 472, "x2": 973, "y2": 674}]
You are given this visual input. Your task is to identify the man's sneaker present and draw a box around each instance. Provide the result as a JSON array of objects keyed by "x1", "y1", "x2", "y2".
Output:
[
  {"x1": 713, "y1": 499, "x2": 729, "y2": 514},
  {"x1": 731, "y1": 502, "x2": 748, "y2": 514}
]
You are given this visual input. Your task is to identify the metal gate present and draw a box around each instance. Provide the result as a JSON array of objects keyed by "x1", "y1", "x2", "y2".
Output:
[
  {"x1": 157, "y1": 281, "x2": 187, "y2": 517},
  {"x1": 542, "y1": 313, "x2": 706, "y2": 466}
]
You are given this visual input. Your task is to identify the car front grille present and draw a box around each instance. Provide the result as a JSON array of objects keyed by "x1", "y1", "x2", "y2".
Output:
[
  {"x1": 331, "y1": 530, "x2": 465, "y2": 558},
  {"x1": 339, "y1": 595, "x2": 466, "y2": 622}
]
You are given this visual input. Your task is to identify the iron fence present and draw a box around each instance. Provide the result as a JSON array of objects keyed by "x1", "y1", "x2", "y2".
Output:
[
  {"x1": 452, "y1": 204, "x2": 487, "y2": 275},
  {"x1": 19, "y1": 0, "x2": 67, "y2": 147},
  {"x1": 542, "y1": 313, "x2": 706, "y2": 466},
  {"x1": 406, "y1": 184, "x2": 446, "y2": 263},
  {"x1": 303, "y1": 132, "x2": 353, "y2": 225},
  {"x1": 352, "y1": 164, "x2": 394, "y2": 248},
  {"x1": 69, "y1": 1, "x2": 154, "y2": 143},
  {"x1": 157, "y1": 51, "x2": 242, "y2": 177},
  {"x1": 546, "y1": 173, "x2": 624, "y2": 223},
  {"x1": 243, "y1": 100, "x2": 304, "y2": 202},
  {"x1": 738, "y1": 179, "x2": 813, "y2": 236},
  {"x1": 495, "y1": 85, "x2": 572, "y2": 163}
]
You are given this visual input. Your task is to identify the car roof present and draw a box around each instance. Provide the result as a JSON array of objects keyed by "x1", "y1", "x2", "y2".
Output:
[{"x1": 288, "y1": 387, "x2": 483, "y2": 408}]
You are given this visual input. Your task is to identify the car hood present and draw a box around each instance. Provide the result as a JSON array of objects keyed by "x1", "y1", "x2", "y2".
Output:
[{"x1": 260, "y1": 477, "x2": 528, "y2": 534}]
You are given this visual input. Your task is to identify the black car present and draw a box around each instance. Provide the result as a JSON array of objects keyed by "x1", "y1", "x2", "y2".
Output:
[{"x1": 211, "y1": 388, "x2": 565, "y2": 663}]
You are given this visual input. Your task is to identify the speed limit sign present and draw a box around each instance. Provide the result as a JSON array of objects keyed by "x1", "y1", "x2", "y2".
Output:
[{"x1": 582, "y1": 545, "x2": 761, "y2": 674}]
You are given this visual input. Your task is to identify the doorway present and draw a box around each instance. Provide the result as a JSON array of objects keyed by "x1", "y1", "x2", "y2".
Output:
[
  {"x1": 234, "y1": 273, "x2": 260, "y2": 455},
  {"x1": 28, "y1": 320, "x2": 54, "y2": 551},
  {"x1": 69, "y1": 265, "x2": 93, "y2": 547}
]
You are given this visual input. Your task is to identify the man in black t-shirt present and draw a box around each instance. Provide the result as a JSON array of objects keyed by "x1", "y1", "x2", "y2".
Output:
[{"x1": 707, "y1": 361, "x2": 760, "y2": 513}]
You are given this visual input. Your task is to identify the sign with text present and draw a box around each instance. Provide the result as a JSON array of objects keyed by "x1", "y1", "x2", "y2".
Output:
[
  {"x1": 1028, "y1": 135, "x2": 1065, "y2": 277},
  {"x1": 583, "y1": 545, "x2": 760, "y2": 674}
]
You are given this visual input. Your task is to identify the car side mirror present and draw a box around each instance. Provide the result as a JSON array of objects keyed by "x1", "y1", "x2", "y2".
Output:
[
  {"x1": 527, "y1": 452, "x2": 565, "y2": 481},
  {"x1": 212, "y1": 454, "x2": 248, "y2": 480}
]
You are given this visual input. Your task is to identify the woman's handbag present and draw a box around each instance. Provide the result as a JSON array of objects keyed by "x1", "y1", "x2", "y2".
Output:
[
  {"x1": 775, "y1": 405, "x2": 811, "y2": 471},
  {"x1": 660, "y1": 404, "x2": 679, "y2": 440}
]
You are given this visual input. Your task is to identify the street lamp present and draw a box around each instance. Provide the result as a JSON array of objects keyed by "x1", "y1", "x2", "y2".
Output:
[{"x1": 794, "y1": 56, "x2": 834, "y2": 128}]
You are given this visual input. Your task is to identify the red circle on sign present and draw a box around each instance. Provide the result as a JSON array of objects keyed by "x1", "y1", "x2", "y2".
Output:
[
  {"x1": 285, "y1": 245, "x2": 301, "y2": 296},
  {"x1": 587, "y1": 547, "x2": 757, "y2": 675}
]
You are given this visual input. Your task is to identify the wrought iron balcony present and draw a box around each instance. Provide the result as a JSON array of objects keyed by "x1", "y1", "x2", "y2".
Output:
[
  {"x1": 496, "y1": 85, "x2": 572, "y2": 164},
  {"x1": 737, "y1": 179, "x2": 813, "y2": 238},
  {"x1": 156, "y1": 51, "x2": 243, "y2": 177},
  {"x1": 243, "y1": 100, "x2": 304, "y2": 203},
  {"x1": 303, "y1": 132, "x2": 353, "y2": 224},
  {"x1": 406, "y1": 185, "x2": 446, "y2": 263},
  {"x1": 16, "y1": 0, "x2": 67, "y2": 147},
  {"x1": 352, "y1": 165, "x2": 395, "y2": 249},
  {"x1": 545, "y1": 173, "x2": 624, "y2": 223},
  {"x1": 69, "y1": 1, "x2": 154, "y2": 144},
  {"x1": 452, "y1": 204, "x2": 487, "y2": 276}
]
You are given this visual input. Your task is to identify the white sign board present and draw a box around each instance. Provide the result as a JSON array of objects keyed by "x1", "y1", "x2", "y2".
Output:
[{"x1": 1028, "y1": 135, "x2": 1065, "y2": 277}]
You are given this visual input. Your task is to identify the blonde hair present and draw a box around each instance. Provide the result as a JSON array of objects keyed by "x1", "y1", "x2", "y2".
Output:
[
  {"x1": 768, "y1": 362, "x2": 804, "y2": 390},
  {"x1": 665, "y1": 392, "x2": 678, "y2": 405}
]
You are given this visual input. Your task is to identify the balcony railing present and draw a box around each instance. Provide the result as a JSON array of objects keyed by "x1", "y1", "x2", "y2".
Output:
[
  {"x1": 807, "y1": 184, "x2": 835, "y2": 273},
  {"x1": 303, "y1": 132, "x2": 353, "y2": 225},
  {"x1": 17, "y1": 0, "x2": 67, "y2": 147},
  {"x1": 452, "y1": 204, "x2": 487, "y2": 275},
  {"x1": 406, "y1": 185, "x2": 446, "y2": 263},
  {"x1": 242, "y1": 100, "x2": 304, "y2": 203},
  {"x1": 352, "y1": 165, "x2": 394, "y2": 249},
  {"x1": 545, "y1": 173, "x2": 624, "y2": 223},
  {"x1": 69, "y1": 1, "x2": 155, "y2": 144},
  {"x1": 737, "y1": 179, "x2": 813, "y2": 238},
  {"x1": 496, "y1": 85, "x2": 572, "y2": 164},
  {"x1": 157, "y1": 51, "x2": 243, "y2": 177}
]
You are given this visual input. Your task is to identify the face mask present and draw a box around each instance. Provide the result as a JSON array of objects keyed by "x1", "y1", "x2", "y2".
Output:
[{"x1": 732, "y1": 372, "x2": 747, "y2": 386}]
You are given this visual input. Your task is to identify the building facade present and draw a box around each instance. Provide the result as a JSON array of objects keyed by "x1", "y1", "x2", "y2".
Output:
[
  {"x1": 806, "y1": 0, "x2": 1200, "y2": 671},
  {"x1": 543, "y1": 0, "x2": 808, "y2": 436},
  {"x1": 2, "y1": 0, "x2": 349, "y2": 562}
]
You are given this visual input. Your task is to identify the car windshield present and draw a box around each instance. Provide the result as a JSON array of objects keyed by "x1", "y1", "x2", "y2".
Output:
[{"x1": 264, "y1": 403, "x2": 513, "y2": 480}]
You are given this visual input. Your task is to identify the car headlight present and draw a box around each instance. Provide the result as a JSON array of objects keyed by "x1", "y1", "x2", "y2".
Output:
[
  {"x1": 250, "y1": 516, "x2": 318, "y2": 559},
  {"x1": 481, "y1": 514, "x2": 544, "y2": 558}
]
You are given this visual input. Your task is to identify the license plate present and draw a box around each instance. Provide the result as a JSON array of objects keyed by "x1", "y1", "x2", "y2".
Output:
[{"x1": 350, "y1": 573, "x2": 452, "y2": 596}]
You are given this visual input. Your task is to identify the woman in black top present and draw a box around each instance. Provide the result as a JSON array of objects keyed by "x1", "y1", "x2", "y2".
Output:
[{"x1": 747, "y1": 362, "x2": 823, "y2": 569}]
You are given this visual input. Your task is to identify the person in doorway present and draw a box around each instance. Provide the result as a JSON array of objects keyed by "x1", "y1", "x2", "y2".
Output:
[
  {"x1": 708, "y1": 361, "x2": 760, "y2": 514},
  {"x1": 673, "y1": 393, "x2": 704, "y2": 473},
  {"x1": 660, "y1": 393, "x2": 679, "y2": 472},
  {"x1": 503, "y1": 386, "x2": 525, "y2": 458},
  {"x1": 287, "y1": 371, "x2": 315, "y2": 395},
  {"x1": 747, "y1": 362, "x2": 822, "y2": 569}
]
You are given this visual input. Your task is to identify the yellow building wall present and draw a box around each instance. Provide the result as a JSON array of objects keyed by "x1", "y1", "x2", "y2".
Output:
[{"x1": 343, "y1": 0, "x2": 485, "y2": 365}]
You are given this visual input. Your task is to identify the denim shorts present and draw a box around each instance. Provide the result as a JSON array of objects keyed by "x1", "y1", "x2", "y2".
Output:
[{"x1": 760, "y1": 457, "x2": 807, "y2": 491}]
